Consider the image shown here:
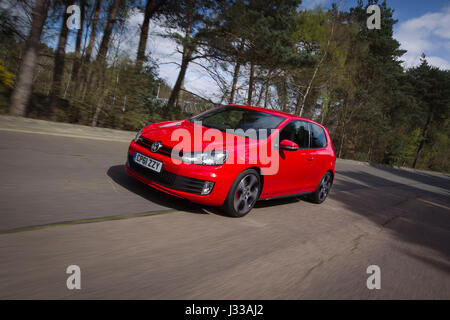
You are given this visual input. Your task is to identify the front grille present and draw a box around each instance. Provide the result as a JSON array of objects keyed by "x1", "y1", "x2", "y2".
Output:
[
  {"x1": 128, "y1": 154, "x2": 206, "y2": 195},
  {"x1": 136, "y1": 136, "x2": 181, "y2": 158}
]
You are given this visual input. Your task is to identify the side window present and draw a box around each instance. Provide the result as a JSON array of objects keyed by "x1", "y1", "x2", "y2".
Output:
[
  {"x1": 309, "y1": 123, "x2": 327, "y2": 149},
  {"x1": 279, "y1": 121, "x2": 309, "y2": 148}
]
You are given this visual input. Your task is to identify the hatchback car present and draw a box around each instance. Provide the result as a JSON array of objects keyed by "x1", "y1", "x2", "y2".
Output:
[{"x1": 126, "y1": 104, "x2": 336, "y2": 217}]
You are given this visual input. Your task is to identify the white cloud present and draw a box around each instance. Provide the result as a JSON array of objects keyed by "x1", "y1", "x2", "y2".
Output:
[
  {"x1": 395, "y1": 6, "x2": 450, "y2": 70},
  {"x1": 427, "y1": 56, "x2": 450, "y2": 70},
  {"x1": 302, "y1": 0, "x2": 330, "y2": 9}
]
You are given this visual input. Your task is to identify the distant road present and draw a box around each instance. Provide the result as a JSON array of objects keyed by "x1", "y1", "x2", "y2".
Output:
[{"x1": 0, "y1": 117, "x2": 449, "y2": 299}]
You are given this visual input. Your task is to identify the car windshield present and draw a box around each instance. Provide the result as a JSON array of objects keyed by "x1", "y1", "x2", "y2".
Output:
[{"x1": 189, "y1": 106, "x2": 285, "y2": 140}]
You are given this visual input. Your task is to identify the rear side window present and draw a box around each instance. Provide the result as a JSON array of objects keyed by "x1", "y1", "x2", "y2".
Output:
[
  {"x1": 309, "y1": 123, "x2": 327, "y2": 149},
  {"x1": 279, "y1": 121, "x2": 310, "y2": 148}
]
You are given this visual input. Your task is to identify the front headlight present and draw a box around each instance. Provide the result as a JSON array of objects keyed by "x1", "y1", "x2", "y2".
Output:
[
  {"x1": 181, "y1": 150, "x2": 228, "y2": 166},
  {"x1": 135, "y1": 128, "x2": 144, "y2": 142}
]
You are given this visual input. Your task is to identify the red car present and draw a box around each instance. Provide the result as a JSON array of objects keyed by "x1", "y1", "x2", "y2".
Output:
[{"x1": 126, "y1": 104, "x2": 335, "y2": 217}]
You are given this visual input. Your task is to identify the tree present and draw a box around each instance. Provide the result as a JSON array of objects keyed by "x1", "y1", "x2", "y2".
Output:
[
  {"x1": 96, "y1": 0, "x2": 122, "y2": 65},
  {"x1": 333, "y1": 0, "x2": 406, "y2": 162},
  {"x1": 49, "y1": 0, "x2": 73, "y2": 116},
  {"x1": 84, "y1": 0, "x2": 101, "y2": 63},
  {"x1": 408, "y1": 56, "x2": 450, "y2": 168},
  {"x1": 135, "y1": 0, "x2": 168, "y2": 73},
  {"x1": 198, "y1": 0, "x2": 307, "y2": 106},
  {"x1": 9, "y1": 0, "x2": 49, "y2": 116},
  {"x1": 89, "y1": 0, "x2": 123, "y2": 126},
  {"x1": 71, "y1": 0, "x2": 86, "y2": 82},
  {"x1": 165, "y1": 0, "x2": 211, "y2": 109}
]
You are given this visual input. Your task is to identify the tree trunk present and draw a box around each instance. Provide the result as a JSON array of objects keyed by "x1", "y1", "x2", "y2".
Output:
[
  {"x1": 295, "y1": 89, "x2": 303, "y2": 116},
  {"x1": 278, "y1": 73, "x2": 288, "y2": 112},
  {"x1": 167, "y1": 0, "x2": 193, "y2": 111},
  {"x1": 412, "y1": 109, "x2": 433, "y2": 169},
  {"x1": 338, "y1": 102, "x2": 348, "y2": 159},
  {"x1": 247, "y1": 61, "x2": 255, "y2": 105},
  {"x1": 96, "y1": 0, "x2": 121, "y2": 64},
  {"x1": 338, "y1": 129, "x2": 345, "y2": 159},
  {"x1": 76, "y1": 0, "x2": 100, "y2": 95},
  {"x1": 256, "y1": 70, "x2": 272, "y2": 107},
  {"x1": 229, "y1": 39, "x2": 245, "y2": 104},
  {"x1": 264, "y1": 82, "x2": 270, "y2": 108},
  {"x1": 135, "y1": 0, "x2": 167, "y2": 73},
  {"x1": 229, "y1": 61, "x2": 240, "y2": 104},
  {"x1": 50, "y1": 1, "x2": 72, "y2": 115},
  {"x1": 298, "y1": 23, "x2": 334, "y2": 116},
  {"x1": 9, "y1": 0, "x2": 49, "y2": 116},
  {"x1": 84, "y1": 0, "x2": 100, "y2": 63},
  {"x1": 177, "y1": 79, "x2": 185, "y2": 107},
  {"x1": 71, "y1": 0, "x2": 85, "y2": 82},
  {"x1": 256, "y1": 84, "x2": 264, "y2": 106},
  {"x1": 91, "y1": 89, "x2": 108, "y2": 127},
  {"x1": 135, "y1": 0, "x2": 154, "y2": 73},
  {"x1": 88, "y1": 0, "x2": 120, "y2": 94},
  {"x1": 167, "y1": 54, "x2": 191, "y2": 108}
]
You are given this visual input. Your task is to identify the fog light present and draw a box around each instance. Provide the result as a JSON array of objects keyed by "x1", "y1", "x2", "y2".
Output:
[{"x1": 201, "y1": 181, "x2": 215, "y2": 195}]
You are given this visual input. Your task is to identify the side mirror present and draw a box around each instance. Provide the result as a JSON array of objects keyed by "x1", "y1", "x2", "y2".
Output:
[{"x1": 280, "y1": 139, "x2": 299, "y2": 151}]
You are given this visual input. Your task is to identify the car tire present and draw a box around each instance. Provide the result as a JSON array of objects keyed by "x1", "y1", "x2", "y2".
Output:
[
  {"x1": 309, "y1": 171, "x2": 333, "y2": 204},
  {"x1": 222, "y1": 169, "x2": 261, "y2": 217}
]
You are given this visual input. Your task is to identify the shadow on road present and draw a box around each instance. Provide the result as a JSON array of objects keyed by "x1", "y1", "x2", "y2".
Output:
[
  {"x1": 107, "y1": 164, "x2": 208, "y2": 215},
  {"x1": 369, "y1": 163, "x2": 450, "y2": 190},
  {"x1": 334, "y1": 169, "x2": 450, "y2": 269},
  {"x1": 107, "y1": 164, "x2": 312, "y2": 217},
  {"x1": 255, "y1": 197, "x2": 303, "y2": 208}
]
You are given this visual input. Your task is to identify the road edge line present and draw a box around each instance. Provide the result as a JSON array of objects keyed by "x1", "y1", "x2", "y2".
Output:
[
  {"x1": 0, "y1": 209, "x2": 178, "y2": 235},
  {"x1": 0, "y1": 128, "x2": 133, "y2": 142}
]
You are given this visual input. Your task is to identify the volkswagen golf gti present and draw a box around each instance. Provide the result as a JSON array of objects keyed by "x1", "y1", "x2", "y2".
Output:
[{"x1": 126, "y1": 104, "x2": 336, "y2": 217}]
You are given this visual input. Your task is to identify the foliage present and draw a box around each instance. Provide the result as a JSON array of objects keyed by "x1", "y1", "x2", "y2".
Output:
[{"x1": 0, "y1": 60, "x2": 14, "y2": 89}]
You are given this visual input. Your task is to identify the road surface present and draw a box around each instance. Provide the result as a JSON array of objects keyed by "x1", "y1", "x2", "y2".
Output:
[{"x1": 0, "y1": 117, "x2": 449, "y2": 299}]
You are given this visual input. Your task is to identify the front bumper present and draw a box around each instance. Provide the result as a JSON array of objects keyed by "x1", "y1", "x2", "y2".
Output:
[{"x1": 126, "y1": 140, "x2": 234, "y2": 206}]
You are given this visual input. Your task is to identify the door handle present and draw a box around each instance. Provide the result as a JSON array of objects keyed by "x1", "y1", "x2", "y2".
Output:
[{"x1": 307, "y1": 157, "x2": 314, "y2": 162}]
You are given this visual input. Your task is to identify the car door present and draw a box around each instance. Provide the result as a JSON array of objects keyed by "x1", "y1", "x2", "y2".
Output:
[
  {"x1": 269, "y1": 120, "x2": 315, "y2": 197},
  {"x1": 307, "y1": 122, "x2": 330, "y2": 189}
]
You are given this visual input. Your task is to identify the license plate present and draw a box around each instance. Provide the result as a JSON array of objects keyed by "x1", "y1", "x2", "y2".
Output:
[{"x1": 133, "y1": 152, "x2": 163, "y2": 173}]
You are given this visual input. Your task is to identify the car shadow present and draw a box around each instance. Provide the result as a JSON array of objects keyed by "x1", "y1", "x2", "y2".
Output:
[
  {"x1": 254, "y1": 196, "x2": 304, "y2": 209},
  {"x1": 107, "y1": 164, "x2": 308, "y2": 217},
  {"x1": 368, "y1": 162, "x2": 450, "y2": 190},
  {"x1": 334, "y1": 169, "x2": 450, "y2": 263},
  {"x1": 107, "y1": 164, "x2": 211, "y2": 215}
]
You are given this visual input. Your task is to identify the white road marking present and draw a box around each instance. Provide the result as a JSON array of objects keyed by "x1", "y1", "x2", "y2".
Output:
[
  {"x1": 109, "y1": 180, "x2": 119, "y2": 193},
  {"x1": 0, "y1": 128, "x2": 132, "y2": 142},
  {"x1": 417, "y1": 198, "x2": 450, "y2": 211}
]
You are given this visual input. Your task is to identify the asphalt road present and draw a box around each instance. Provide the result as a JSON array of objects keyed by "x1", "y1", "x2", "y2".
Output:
[{"x1": 0, "y1": 127, "x2": 449, "y2": 299}]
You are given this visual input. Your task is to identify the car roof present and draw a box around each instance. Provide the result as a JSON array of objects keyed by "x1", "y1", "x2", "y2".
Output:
[{"x1": 225, "y1": 104, "x2": 324, "y2": 128}]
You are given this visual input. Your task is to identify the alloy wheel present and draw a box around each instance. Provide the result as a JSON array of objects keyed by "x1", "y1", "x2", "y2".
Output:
[
  {"x1": 233, "y1": 174, "x2": 260, "y2": 215},
  {"x1": 318, "y1": 173, "x2": 332, "y2": 202}
]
